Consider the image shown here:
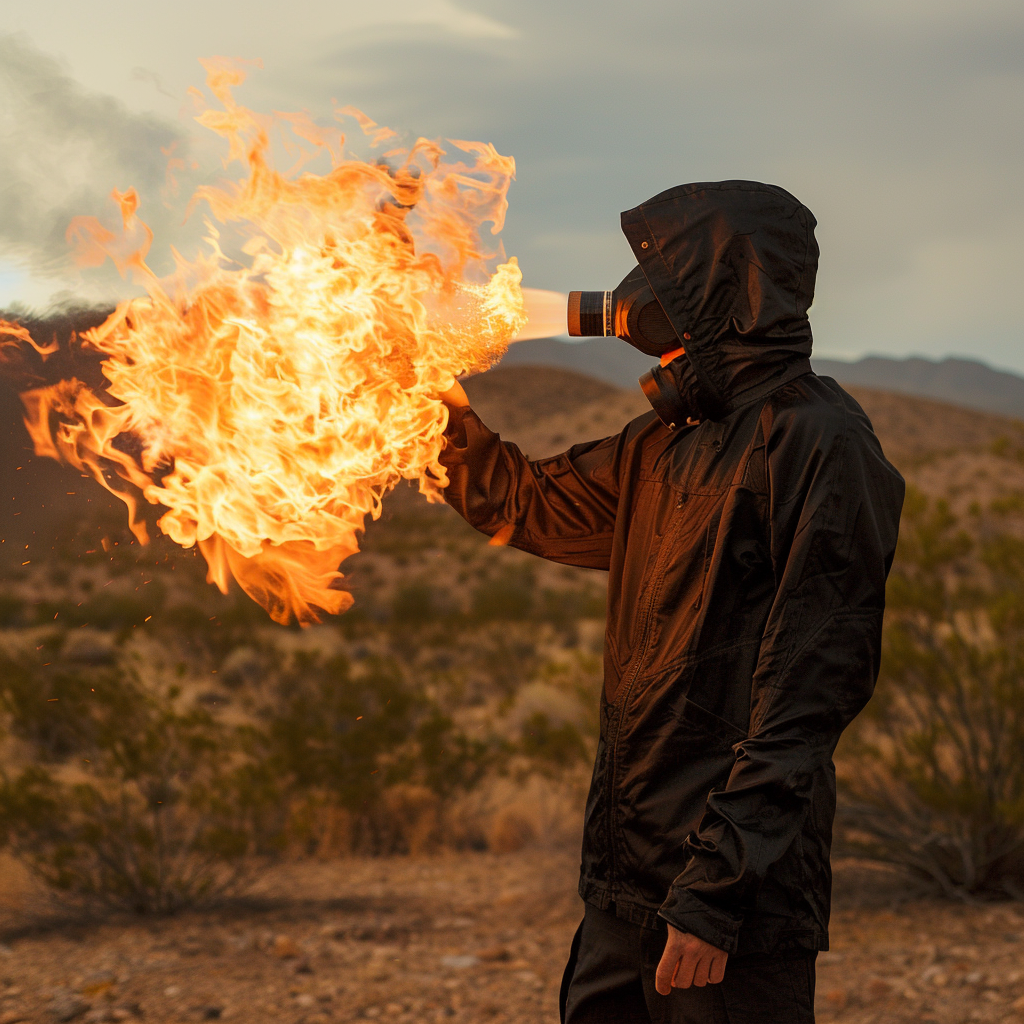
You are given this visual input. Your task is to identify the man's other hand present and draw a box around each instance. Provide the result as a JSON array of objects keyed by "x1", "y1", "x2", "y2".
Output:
[{"x1": 655, "y1": 924, "x2": 728, "y2": 995}]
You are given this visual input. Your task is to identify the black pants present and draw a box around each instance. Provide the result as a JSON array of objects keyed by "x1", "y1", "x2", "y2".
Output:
[{"x1": 560, "y1": 904, "x2": 817, "y2": 1024}]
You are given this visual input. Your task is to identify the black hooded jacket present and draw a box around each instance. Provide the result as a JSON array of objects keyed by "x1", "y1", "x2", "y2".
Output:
[{"x1": 440, "y1": 181, "x2": 905, "y2": 954}]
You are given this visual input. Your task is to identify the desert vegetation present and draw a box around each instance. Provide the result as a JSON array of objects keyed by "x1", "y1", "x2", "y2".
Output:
[
  {"x1": 838, "y1": 486, "x2": 1024, "y2": 899},
  {"x1": 3, "y1": 315, "x2": 1024, "y2": 1021}
]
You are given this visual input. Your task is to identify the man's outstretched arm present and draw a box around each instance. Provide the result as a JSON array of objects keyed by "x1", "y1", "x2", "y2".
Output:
[{"x1": 438, "y1": 382, "x2": 627, "y2": 570}]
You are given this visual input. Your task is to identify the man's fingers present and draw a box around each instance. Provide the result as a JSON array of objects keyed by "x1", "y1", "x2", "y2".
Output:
[
  {"x1": 709, "y1": 952, "x2": 728, "y2": 985},
  {"x1": 654, "y1": 947, "x2": 679, "y2": 996},
  {"x1": 690, "y1": 954, "x2": 712, "y2": 988},
  {"x1": 656, "y1": 928, "x2": 729, "y2": 995},
  {"x1": 671, "y1": 948, "x2": 700, "y2": 990}
]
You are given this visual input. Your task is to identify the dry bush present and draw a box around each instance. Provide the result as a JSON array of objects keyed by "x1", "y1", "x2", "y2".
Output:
[
  {"x1": 487, "y1": 806, "x2": 539, "y2": 854},
  {"x1": 445, "y1": 772, "x2": 588, "y2": 854},
  {"x1": 838, "y1": 489, "x2": 1024, "y2": 900},
  {"x1": 0, "y1": 695, "x2": 275, "y2": 913}
]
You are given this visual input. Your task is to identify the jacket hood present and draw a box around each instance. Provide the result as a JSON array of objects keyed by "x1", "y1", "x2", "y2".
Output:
[{"x1": 620, "y1": 180, "x2": 818, "y2": 419}]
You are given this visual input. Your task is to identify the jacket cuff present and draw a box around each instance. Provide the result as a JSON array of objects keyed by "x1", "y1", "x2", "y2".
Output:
[
  {"x1": 441, "y1": 405, "x2": 472, "y2": 450},
  {"x1": 658, "y1": 888, "x2": 743, "y2": 954}
]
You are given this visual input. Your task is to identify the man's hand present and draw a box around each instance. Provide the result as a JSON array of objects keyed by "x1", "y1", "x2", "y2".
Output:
[
  {"x1": 440, "y1": 380, "x2": 469, "y2": 410},
  {"x1": 655, "y1": 924, "x2": 728, "y2": 995}
]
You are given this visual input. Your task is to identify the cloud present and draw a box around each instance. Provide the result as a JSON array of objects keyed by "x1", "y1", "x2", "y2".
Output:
[
  {"x1": 0, "y1": 34, "x2": 191, "y2": 303},
  {"x1": 2, "y1": 0, "x2": 1023, "y2": 367},
  {"x1": 383, "y1": 0, "x2": 519, "y2": 40},
  {"x1": 302, "y1": 0, "x2": 1024, "y2": 365}
]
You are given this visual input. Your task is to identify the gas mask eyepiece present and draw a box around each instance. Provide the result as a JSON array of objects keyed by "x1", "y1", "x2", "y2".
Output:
[{"x1": 567, "y1": 264, "x2": 680, "y2": 357}]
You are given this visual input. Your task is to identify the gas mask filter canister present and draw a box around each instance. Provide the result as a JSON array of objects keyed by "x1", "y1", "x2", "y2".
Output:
[{"x1": 566, "y1": 265, "x2": 680, "y2": 357}]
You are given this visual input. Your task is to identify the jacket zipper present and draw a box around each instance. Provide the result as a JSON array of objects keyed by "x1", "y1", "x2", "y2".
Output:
[{"x1": 604, "y1": 494, "x2": 687, "y2": 901}]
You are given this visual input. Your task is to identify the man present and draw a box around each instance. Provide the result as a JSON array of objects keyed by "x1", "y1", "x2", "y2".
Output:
[{"x1": 439, "y1": 181, "x2": 905, "y2": 1023}]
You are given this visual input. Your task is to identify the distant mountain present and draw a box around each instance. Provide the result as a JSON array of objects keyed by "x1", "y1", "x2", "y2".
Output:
[
  {"x1": 812, "y1": 357, "x2": 1024, "y2": 421},
  {"x1": 500, "y1": 338, "x2": 1024, "y2": 420},
  {"x1": 500, "y1": 337, "x2": 653, "y2": 390}
]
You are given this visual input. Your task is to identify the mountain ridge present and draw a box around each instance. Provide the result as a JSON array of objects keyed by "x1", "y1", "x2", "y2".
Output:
[{"x1": 499, "y1": 338, "x2": 1024, "y2": 420}]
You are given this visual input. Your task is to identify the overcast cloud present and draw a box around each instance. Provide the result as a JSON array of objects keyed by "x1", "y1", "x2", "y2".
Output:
[{"x1": 0, "y1": 0, "x2": 1022, "y2": 369}]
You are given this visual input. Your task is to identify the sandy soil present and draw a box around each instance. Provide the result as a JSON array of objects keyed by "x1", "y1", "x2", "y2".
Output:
[{"x1": 2, "y1": 853, "x2": 1023, "y2": 1024}]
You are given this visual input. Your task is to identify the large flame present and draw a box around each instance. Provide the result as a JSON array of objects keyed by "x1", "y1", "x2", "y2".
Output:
[{"x1": 2, "y1": 60, "x2": 528, "y2": 625}]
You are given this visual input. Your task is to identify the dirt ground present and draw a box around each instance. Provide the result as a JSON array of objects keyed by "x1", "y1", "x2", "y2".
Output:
[{"x1": 1, "y1": 852, "x2": 1023, "y2": 1024}]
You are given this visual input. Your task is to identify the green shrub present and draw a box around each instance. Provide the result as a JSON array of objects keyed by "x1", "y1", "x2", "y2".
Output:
[
  {"x1": 0, "y1": 691, "x2": 277, "y2": 913},
  {"x1": 519, "y1": 712, "x2": 589, "y2": 768},
  {"x1": 391, "y1": 583, "x2": 449, "y2": 625},
  {"x1": 250, "y1": 653, "x2": 492, "y2": 854},
  {"x1": 0, "y1": 643, "x2": 137, "y2": 760},
  {"x1": 470, "y1": 565, "x2": 536, "y2": 621},
  {"x1": 0, "y1": 594, "x2": 27, "y2": 626},
  {"x1": 839, "y1": 489, "x2": 1024, "y2": 899}
]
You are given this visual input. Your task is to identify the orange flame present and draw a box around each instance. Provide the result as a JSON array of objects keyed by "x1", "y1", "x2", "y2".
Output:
[{"x1": 6, "y1": 60, "x2": 526, "y2": 625}]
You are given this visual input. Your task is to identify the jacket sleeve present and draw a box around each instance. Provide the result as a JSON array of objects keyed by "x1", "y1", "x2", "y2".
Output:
[
  {"x1": 658, "y1": 397, "x2": 904, "y2": 952},
  {"x1": 438, "y1": 405, "x2": 624, "y2": 570}
]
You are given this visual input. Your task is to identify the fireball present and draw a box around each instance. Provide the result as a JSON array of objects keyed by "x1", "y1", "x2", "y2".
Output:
[{"x1": 1, "y1": 59, "x2": 528, "y2": 625}]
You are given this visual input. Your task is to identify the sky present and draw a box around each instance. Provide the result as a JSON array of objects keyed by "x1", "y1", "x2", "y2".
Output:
[{"x1": 1, "y1": 0, "x2": 1022, "y2": 370}]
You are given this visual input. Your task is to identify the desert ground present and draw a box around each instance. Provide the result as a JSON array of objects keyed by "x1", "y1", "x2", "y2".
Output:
[
  {"x1": 2, "y1": 851, "x2": 1024, "y2": 1024},
  {"x1": 4, "y1": 364, "x2": 1024, "y2": 1023}
]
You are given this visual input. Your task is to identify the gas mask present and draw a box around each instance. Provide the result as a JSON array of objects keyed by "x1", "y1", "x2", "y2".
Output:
[
  {"x1": 567, "y1": 265, "x2": 680, "y2": 357},
  {"x1": 567, "y1": 265, "x2": 696, "y2": 429}
]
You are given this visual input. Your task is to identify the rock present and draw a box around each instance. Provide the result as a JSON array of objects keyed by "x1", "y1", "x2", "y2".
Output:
[
  {"x1": 81, "y1": 972, "x2": 117, "y2": 998},
  {"x1": 1012, "y1": 994, "x2": 1024, "y2": 1011},
  {"x1": 866, "y1": 977, "x2": 894, "y2": 1001},
  {"x1": 478, "y1": 946, "x2": 512, "y2": 962},
  {"x1": 48, "y1": 989, "x2": 90, "y2": 1022},
  {"x1": 515, "y1": 970, "x2": 544, "y2": 989},
  {"x1": 294, "y1": 994, "x2": 315, "y2": 1008},
  {"x1": 272, "y1": 935, "x2": 301, "y2": 959},
  {"x1": 823, "y1": 987, "x2": 848, "y2": 1010},
  {"x1": 440, "y1": 955, "x2": 478, "y2": 970}
]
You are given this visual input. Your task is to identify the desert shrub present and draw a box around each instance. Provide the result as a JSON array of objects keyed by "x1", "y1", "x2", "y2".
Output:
[
  {"x1": 391, "y1": 583, "x2": 446, "y2": 625},
  {"x1": 519, "y1": 711, "x2": 590, "y2": 768},
  {"x1": 0, "y1": 593, "x2": 25, "y2": 626},
  {"x1": 470, "y1": 565, "x2": 536, "y2": 621},
  {"x1": 72, "y1": 590, "x2": 157, "y2": 630},
  {"x1": 539, "y1": 586, "x2": 606, "y2": 627},
  {"x1": 479, "y1": 630, "x2": 542, "y2": 697},
  {"x1": 252, "y1": 653, "x2": 491, "y2": 854},
  {"x1": 0, "y1": 686, "x2": 277, "y2": 913},
  {"x1": 487, "y1": 805, "x2": 538, "y2": 854},
  {"x1": 838, "y1": 489, "x2": 1024, "y2": 899},
  {"x1": 0, "y1": 642, "x2": 139, "y2": 760}
]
